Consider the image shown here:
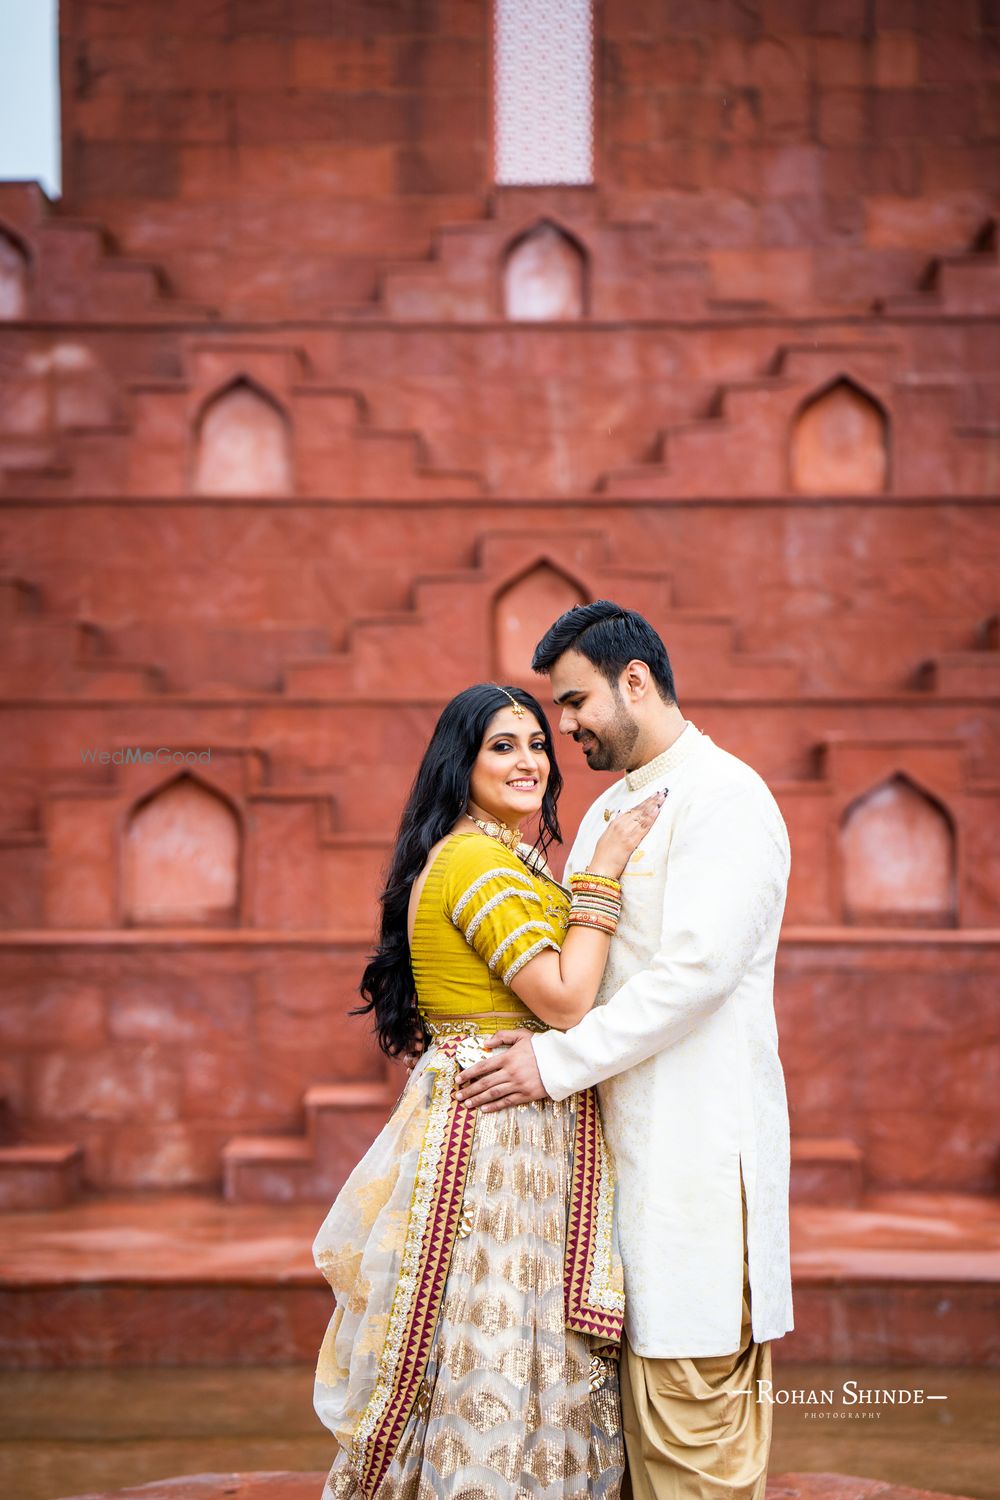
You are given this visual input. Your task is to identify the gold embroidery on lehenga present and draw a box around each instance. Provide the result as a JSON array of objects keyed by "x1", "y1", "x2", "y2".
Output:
[
  {"x1": 413, "y1": 1378, "x2": 432, "y2": 1421},
  {"x1": 316, "y1": 1244, "x2": 364, "y2": 1290},
  {"x1": 354, "y1": 1172, "x2": 399, "y2": 1229},
  {"x1": 348, "y1": 1036, "x2": 480, "y2": 1498},
  {"x1": 315, "y1": 1305, "x2": 348, "y2": 1386},
  {"x1": 346, "y1": 1273, "x2": 372, "y2": 1316},
  {"x1": 456, "y1": 1203, "x2": 475, "y2": 1239},
  {"x1": 423, "y1": 1015, "x2": 549, "y2": 1040}
]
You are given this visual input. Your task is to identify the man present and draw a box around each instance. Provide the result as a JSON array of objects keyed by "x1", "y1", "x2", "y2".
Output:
[{"x1": 456, "y1": 601, "x2": 793, "y2": 1500}]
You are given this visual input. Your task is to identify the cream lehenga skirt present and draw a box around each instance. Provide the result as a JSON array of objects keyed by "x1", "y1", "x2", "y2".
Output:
[{"x1": 312, "y1": 1031, "x2": 626, "y2": 1500}]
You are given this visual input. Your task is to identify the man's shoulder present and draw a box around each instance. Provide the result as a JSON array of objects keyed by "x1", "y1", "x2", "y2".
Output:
[
  {"x1": 699, "y1": 739, "x2": 772, "y2": 796},
  {"x1": 688, "y1": 739, "x2": 787, "y2": 828}
]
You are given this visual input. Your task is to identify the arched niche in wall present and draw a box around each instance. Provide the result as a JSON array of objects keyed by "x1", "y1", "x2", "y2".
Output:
[
  {"x1": 502, "y1": 221, "x2": 587, "y2": 321},
  {"x1": 0, "y1": 226, "x2": 30, "y2": 320},
  {"x1": 839, "y1": 772, "x2": 956, "y2": 927},
  {"x1": 123, "y1": 774, "x2": 241, "y2": 926},
  {"x1": 494, "y1": 561, "x2": 588, "y2": 679},
  {"x1": 790, "y1": 377, "x2": 888, "y2": 495},
  {"x1": 192, "y1": 377, "x2": 293, "y2": 496}
]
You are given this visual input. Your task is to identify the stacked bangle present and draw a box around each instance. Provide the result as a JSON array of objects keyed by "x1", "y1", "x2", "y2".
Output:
[{"x1": 567, "y1": 871, "x2": 623, "y2": 935}]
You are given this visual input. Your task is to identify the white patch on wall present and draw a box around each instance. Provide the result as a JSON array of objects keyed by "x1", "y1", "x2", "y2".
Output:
[{"x1": 494, "y1": 0, "x2": 594, "y2": 185}]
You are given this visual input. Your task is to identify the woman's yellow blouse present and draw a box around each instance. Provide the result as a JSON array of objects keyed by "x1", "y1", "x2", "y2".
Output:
[{"x1": 411, "y1": 832, "x2": 570, "y2": 1025}]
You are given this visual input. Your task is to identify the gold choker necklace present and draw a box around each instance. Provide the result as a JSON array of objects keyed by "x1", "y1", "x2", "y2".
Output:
[{"x1": 466, "y1": 814, "x2": 548, "y2": 875}]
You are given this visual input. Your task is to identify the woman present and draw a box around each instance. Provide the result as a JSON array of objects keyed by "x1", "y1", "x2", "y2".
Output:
[{"x1": 312, "y1": 683, "x2": 664, "y2": 1500}]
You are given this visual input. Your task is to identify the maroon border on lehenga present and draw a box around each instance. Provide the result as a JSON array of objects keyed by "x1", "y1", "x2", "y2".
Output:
[
  {"x1": 355, "y1": 1052, "x2": 622, "y2": 1498},
  {"x1": 565, "y1": 1086, "x2": 625, "y2": 1343},
  {"x1": 357, "y1": 1039, "x2": 477, "y2": 1497}
]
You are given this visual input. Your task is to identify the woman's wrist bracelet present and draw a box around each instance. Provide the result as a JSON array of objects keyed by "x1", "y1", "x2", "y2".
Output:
[
  {"x1": 568, "y1": 870, "x2": 622, "y2": 934},
  {"x1": 570, "y1": 870, "x2": 623, "y2": 893},
  {"x1": 567, "y1": 907, "x2": 620, "y2": 935}
]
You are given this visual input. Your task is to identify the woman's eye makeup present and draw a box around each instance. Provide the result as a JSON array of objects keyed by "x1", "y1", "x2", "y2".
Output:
[{"x1": 488, "y1": 740, "x2": 548, "y2": 754}]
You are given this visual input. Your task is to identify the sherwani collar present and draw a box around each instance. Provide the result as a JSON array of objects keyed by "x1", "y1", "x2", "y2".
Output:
[{"x1": 623, "y1": 721, "x2": 703, "y2": 792}]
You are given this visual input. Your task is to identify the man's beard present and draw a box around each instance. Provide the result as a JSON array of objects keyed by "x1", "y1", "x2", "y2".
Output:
[{"x1": 577, "y1": 693, "x2": 640, "y2": 771}]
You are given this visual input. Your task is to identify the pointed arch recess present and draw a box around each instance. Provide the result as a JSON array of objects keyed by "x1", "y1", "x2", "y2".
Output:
[
  {"x1": 839, "y1": 771, "x2": 956, "y2": 927},
  {"x1": 493, "y1": 560, "x2": 589, "y2": 678},
  {"x1": 192, "y1": 376, "x2": 294, "y2": 496},
  {"x1": 791, "y1": 376, "x2": 889, "y2": 495},
  {"x1": 123, "y1": 772, "x2": 241, "y2": 926},
  {"x1": 502, "y1": 220, "x2": 588, "y2": 320}
]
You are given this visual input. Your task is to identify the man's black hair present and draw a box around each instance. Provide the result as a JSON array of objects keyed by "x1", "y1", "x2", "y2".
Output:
[{"x1": 531, "y1": 600, "x2": 677, "y2": 704}]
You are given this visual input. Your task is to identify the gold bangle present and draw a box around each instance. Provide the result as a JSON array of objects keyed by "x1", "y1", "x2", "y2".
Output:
[
  {"x1": 570, "y1": 871, "x2": 622, "y2": 893},
  {"x1": 569, "y1": 884, "x2": 622, "y2": 905},
  {"x1": 567, "y1": 909, "x2": 620, "y2": 935},
  {"x1": 570, "y1": 896, "x2": 622, "y2": 917}
]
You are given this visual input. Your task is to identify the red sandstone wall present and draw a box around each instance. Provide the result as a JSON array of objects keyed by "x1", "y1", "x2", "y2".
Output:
[
  {"x1": 0, "y1": 0, "x2": 997, "y2": 1204},
  {"x1": 56, "y1": 1, "x2": 1000, "y2": 312},
  {"x1": 58, "y1": 0, "x2": 491, "y2": 311},
  {"x1": 599, "y1": 0, "x2": 1000, "y2": 302}
]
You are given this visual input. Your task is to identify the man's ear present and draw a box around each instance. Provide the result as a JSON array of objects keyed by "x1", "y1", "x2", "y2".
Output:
[{"x1": 624, "y1": 659, "x2": 652, "y2": 700}]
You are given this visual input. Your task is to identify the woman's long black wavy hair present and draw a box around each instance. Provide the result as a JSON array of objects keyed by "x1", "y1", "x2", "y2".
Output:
[{"x1": 354, "y1": 683, "x2": 563, "y2": 1057}]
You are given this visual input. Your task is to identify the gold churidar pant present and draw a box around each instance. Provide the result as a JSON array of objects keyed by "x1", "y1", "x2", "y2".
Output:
[{"x1": 619, "y1": 1175, "x2": 772, "y2": 1500}]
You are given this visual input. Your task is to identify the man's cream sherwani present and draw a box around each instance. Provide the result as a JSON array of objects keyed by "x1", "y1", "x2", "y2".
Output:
[{"x1": 533, "y1": 722, "x2": 793, "y2": 1358}]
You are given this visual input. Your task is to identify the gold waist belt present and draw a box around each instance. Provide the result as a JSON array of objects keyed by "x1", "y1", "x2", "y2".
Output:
[{"x1": 422, "y1": 1012, "x2": 549, "y2": 1038}]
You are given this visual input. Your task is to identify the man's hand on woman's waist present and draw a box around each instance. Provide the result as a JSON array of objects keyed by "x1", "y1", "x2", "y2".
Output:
[{"x1": 456, "y1": 1030, "x2": 549, "y2": 1109}]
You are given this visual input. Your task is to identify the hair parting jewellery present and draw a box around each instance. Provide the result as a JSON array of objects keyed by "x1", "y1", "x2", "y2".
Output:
[{"x1": 492, "y1": 684, "x2": 525, "y2": 717}]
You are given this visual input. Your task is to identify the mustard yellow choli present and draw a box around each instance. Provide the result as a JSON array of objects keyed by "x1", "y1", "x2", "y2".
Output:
[
  {"x1": 412, "y1": 831, "x2": 570, "y2": 1034},
  {"x1": 312, "y1": 832, "x2": 626, "y2": 1500}
]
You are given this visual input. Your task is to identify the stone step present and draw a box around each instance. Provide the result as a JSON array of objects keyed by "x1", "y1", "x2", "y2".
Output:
[
  {"x1": 282, "y1": 594, "x2": 797, "y2": 699},
  {"x1": 0, "y1": 1142, "x2": 84, "y2": 1211},
  {"x1": 935, "y1": 260, "x2": 1000, "y2": 314},
  {"x1": 222, "y1": 1081, "x2": 397, "y2": 1205},
  {"x1": 71, "y1": 662, "x2": 168, "y2": 696},
  {"x1": 0, "y1": 616, "x2": 166, "y2": 696},
  {"x1": 791, "y1": 1137, "x2": 864, "y2": 1207},
  {"x1": 0, "y1": 576, "x2": 41, "y2": 619},
  {"x1": 920, "y1": 651, "x2": 1000, "y2": 697},
  {"x1": 1, "y1": 618, "x2": 95, "y2": 670},
  {"x1": 0, "y1": 195, "x2": 216, "y2": 322},
  {"x1": 2, "y1": 1189, "x2": 997, "y2": 1369}
]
